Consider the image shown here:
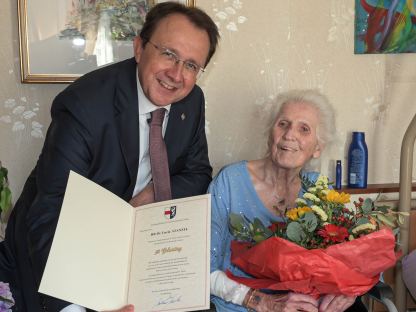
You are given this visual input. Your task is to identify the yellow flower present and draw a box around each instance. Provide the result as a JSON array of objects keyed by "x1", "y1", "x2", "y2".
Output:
[
  {"x1": 286, "y1": 208, "x2": 299, "y2": 221},
  {"x1": 325, "y1": 190, "x2": 350, "y2": 204},
  {"x1": 297, "y1": 206, "x2": 312, "y2": 217}
]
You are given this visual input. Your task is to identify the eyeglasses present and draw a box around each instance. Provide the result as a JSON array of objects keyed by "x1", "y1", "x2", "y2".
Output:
[{"x1": 147, "y1": 41, "x2": 205, "y2": 79}]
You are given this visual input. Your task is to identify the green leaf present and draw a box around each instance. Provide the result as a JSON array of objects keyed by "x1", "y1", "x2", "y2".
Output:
[
  {"x1": 0, "y1": 170, "x2": 5, "y2": 189},
  {"x1": 286, "y1": 222, "x2": 306, "y2": 243},
  {"x1": 356, "y1": 217, "x2": 370, "y2": 225},
  {"x1": 253, "y1": 234, "x2": 267, "y2": 243},
  {"x1": 375, "y1": 214, "x2": 396, "y2": 228},
  {"x1": 252, "y1": 218, "x2": 273, "y2": 238},
  {"x1": 375, "y1": 205, "x2": 389, "y2": 213},
  {"x1": 398, "y1": 214, "x2": 405, "y2": 225},
  {"x1": 301, "y1": 212, "x2": 318, "y2": 233},
  {"x1": 252, "y1": 217, "x2": 267, "y2": 231},
  {"x1": 228, "y1": 213, "x2": 252, "y2": 241},
  {"x1": 229, "y1": 213, "x2": 245, "y2": 231},
  {"x1": 362, "y1": 198, "x2": 373, "y2": 214},
  {"x1": 0, "y1": 187, "x2": 12, "y2": 214}
]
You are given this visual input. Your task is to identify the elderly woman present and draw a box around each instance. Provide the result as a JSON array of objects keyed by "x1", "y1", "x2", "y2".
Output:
[{"x1": 209, "y1": 89, "x2": 357, "y2": 312}]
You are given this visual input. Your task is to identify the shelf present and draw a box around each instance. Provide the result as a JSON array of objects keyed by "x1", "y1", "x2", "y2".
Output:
[{"x1": 339, "y1": 183, "x2": 416, "y2": 194}]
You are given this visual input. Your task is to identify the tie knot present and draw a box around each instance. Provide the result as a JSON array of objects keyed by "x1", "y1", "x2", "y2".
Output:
[{"x1": 150, "y1": 108, "x2": 165, "y2": 127}]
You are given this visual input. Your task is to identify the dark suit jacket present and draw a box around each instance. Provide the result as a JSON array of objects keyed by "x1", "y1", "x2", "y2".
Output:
[{"x1": 2, "y1": 57, "x2": 212, "y2": 311}]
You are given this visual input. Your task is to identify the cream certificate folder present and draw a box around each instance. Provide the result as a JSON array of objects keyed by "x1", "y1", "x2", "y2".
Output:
[{"x1": 39, "y1": 171, "x2": 211, "y2": 311}]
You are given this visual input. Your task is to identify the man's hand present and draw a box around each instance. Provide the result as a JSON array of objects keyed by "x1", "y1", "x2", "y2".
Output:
[
  {"x1": 130, "y1": 183, "x2": 155, "y2": 207},
  {"x1": 104, "y1": 304, "x2": 134, "y2": 312},
  {"x1": 319, "y1": 294, "x2": 356, "y2": 312}
]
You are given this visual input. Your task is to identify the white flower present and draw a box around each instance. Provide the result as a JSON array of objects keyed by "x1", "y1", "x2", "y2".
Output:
[
  {"x1": 32, "y1": 121, "x2": 43, "y2": 129},
  {"x1": 315, "y1": 174, "x2": 329, "y2": 187},
  {"x1": 303, "y1": 192, "x2": 321, "y2": 203},
  {"x1": 226, "y1": 22, "x2": 238, "y2": 31},
  {"x1": 311, "y1": 205, "x2": 328, "y2": 221},
  {"x1": 12, "y1": 106, "x2": 25, "y2": 115},
  {"x1": 307, "y1": 187, "x2": 316, "y2": 193},
  {"x1": 295, "y1": 198, "x2": 307, "y2": 206},
  {"x1": 237, "y1": 16, "x2": 247, "y2": 24},
  {"x1": 12, "y1": 121, "x2": 25, "y2": 131},
  {"x1": 225, "y1": 7, "x2": 236, "y2": 15},
  {"x1": 352, "y1": 223, "x2": 376, "y2": 234},
  {"x1": 4, "y1": 98, "x2": 16, "y2": 108},
  {"x1": 0, "y1": 115, "x2": 11, "y2": 123},
  {"x1": 232, "y1": 0, "x2": 242, "y2": 9},
  {"x1": 216, "y1": 11, "x2": 227, "y2": 20},
  {"x1": 320, "y1": 189, "x2": 329, "y2": 196},
  {"x1": 23, "y1": 110, "x2": 36, "y2": 119},
  {"x1": 31, "y1": 128, "x2": 44, "y2": 138}
]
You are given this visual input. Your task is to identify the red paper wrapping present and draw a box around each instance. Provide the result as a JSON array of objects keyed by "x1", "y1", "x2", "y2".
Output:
[{"x1": 227, "y1": 228, "x2": 397, "y2": 297}]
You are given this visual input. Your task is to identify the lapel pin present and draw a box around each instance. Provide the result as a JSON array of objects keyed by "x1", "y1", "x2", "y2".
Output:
[{"x1": 181, "y1": 113, "x2": 186, "y2": 120}]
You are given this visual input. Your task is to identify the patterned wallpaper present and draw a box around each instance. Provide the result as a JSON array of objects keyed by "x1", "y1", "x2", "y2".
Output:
[{"x1": 1, "y1": 0, "x2": 416, "y2": 200}]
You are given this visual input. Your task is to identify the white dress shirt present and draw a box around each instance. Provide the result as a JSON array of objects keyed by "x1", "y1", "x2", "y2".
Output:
[{"x1": 60, "y1": 68, "x2": 171, "y2": 312}]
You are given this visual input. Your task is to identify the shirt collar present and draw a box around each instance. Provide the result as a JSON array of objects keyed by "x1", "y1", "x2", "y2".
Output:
[{"x1": 136, "y1": 67, "x2": 171, "y2": 115}]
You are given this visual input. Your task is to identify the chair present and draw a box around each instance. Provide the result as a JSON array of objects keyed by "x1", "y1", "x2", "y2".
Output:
[{"x1": 367, "y1": 282, "x2": 398, "y2": 312}]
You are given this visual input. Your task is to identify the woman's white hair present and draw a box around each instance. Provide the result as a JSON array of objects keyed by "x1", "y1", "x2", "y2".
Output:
[{"x1": 266, "y1": 89, "x2": 336, "y2": 170}]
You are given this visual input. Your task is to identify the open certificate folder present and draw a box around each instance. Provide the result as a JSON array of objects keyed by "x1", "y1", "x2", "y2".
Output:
[{"x1": 39, "y1": 171, "x2": 211, "y2": 311}]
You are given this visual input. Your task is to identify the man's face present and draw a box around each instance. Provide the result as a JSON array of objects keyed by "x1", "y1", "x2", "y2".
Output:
[{"x1": 133, "y1": 14, "x2": 210, "y2": 106}]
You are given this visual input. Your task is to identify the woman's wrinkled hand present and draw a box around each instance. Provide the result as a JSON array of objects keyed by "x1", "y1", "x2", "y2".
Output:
[
  {"x1": 319, "y1": 294, "x2": 356, "y2": 312},
  {"x1": 244, "y1": 289, "x2": 319, "y2": 312},
  {"x1": 103, "y1": 304, "x2": 134, "y2": 312}
]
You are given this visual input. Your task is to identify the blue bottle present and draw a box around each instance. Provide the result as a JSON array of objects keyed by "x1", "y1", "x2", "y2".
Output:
[
  {"x1": 347, "y1": 132, "x2": 368, "y2": 188},
  {"x1": 335, "y1": 160, "x2": 342, "y2": 189}
]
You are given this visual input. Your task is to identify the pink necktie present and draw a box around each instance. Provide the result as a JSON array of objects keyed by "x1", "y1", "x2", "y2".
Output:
[{"x1": 149, "y1": 108, "x2": 172, "y2": 202}]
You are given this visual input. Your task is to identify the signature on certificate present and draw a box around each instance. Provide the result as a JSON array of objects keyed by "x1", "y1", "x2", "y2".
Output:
[{"x1": 156, "y1": 294, "x2": 182, "y2": 306}]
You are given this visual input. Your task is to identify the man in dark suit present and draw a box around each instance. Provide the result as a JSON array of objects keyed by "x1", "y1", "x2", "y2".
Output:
[{"x1": 0, "y1": 2, "x2": 219, "y2": 311}]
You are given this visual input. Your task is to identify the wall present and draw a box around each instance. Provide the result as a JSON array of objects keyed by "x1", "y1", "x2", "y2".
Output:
[
  {"x1": 0, "y1": 0, "x2": 65, "y2": 197},
  {"x1": 1, "y1": 0, "x2": 416, "y2": 200}
]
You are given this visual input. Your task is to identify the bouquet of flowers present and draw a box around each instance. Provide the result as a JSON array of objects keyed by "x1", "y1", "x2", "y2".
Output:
[
  {"x1": 227, "y1": 175, "x2": 408, "y2": 297},
  {"x1": 0, "y1": 282, "x2": 14, "y2": 312}
]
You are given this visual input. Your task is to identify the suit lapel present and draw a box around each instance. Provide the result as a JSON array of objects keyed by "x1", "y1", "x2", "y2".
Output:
[{"x1": 114, "y1": 58, "x2": 140, "y2": 198}]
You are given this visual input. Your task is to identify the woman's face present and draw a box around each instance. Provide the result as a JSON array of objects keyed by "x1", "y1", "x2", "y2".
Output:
[{"x1": 270, "y1": 101, "x2": 322, "y2": 170}]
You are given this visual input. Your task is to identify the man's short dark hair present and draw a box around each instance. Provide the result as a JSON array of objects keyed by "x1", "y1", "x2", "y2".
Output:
[{"x1": 140, "y1": 2, "x2": 220, "y2": 66}]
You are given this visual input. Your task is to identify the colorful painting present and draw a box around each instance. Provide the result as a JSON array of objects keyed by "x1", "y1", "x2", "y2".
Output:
[{"x1": 355, "y1": 0, "x2": 416, "y2": 53}]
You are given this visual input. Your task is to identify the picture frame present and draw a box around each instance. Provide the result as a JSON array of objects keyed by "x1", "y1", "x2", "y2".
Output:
[{"x1": 18, "y1": 0, "x2": 195, "y2": 83}]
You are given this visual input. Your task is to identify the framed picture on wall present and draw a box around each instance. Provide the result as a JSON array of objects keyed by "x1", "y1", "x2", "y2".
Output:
[{"x1": 18, "y1": 0, "x2": 195, "y2": 83}]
